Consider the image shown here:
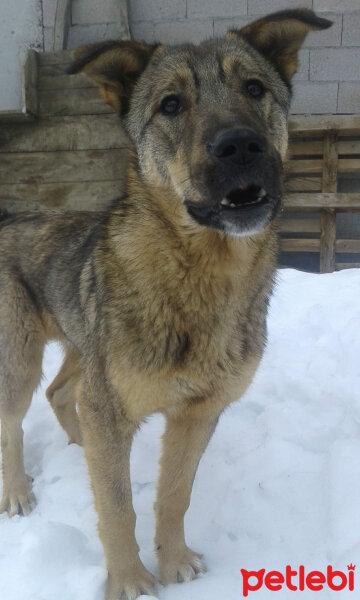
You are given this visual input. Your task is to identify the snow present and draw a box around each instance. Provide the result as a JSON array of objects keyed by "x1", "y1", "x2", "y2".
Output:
[{"x1": 1, "y1": 268, "x2": 360, "y2": 599}]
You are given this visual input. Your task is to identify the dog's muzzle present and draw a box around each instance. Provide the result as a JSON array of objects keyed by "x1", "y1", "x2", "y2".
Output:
[{"x1": 186, "y1": 127, "x2": 282, "y2": 237}]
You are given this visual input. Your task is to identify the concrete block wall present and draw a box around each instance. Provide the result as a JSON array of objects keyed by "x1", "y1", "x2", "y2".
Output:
[
  {"x1": 43, "y1": 0, "x2": 129, "y2": 50},
  {"x1": 38, "y1": 0, "x2": 359, "y2": 115},
  {"x1": 0, "y1": 0, "x2": 43, "y2": 112},
  {"x1": 128, "y1": 0, "x2": 360, "y2": 115}
]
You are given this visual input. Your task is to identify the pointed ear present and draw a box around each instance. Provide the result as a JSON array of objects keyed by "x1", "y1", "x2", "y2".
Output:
[
  {"x1": 227, "y1": 9, "x2": 332, "y2": 82},
  {"x1": 67, "y1": 41, "x2": 158, "y2": 114}
]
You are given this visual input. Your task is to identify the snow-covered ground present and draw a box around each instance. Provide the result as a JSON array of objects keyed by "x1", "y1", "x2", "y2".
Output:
[{"x1": 1, "y1": 268, "x2": 360, "y2": 600}]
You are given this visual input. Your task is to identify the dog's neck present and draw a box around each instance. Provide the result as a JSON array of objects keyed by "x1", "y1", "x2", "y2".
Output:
[{"x1": 108, "y1": 155, "x2": 275, "y2": 279}]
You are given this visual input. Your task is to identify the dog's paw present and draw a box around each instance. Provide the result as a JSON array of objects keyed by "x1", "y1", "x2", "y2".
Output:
[
  {"x1": 0, "y1": 478, "x2": 36, "y2": 517},
  {"x1": 106, "y1": 567, "x2": 158, "y2": 600},
  {"x1": 158, "y1": 546, "x2": 207, "y2": 585}
]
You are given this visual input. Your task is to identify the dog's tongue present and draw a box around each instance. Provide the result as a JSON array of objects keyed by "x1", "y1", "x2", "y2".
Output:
[{"x1": 237, "y1": 183, "x2": 249, "y2": 190}]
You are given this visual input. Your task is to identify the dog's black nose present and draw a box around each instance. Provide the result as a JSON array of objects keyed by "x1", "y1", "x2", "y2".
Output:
[{"x1": 209, "y1": 128, "x2": 266, "y2": 166}]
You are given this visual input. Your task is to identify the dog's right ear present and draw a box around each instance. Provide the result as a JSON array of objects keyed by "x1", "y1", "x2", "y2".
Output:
[{"x1": 67, "y1": 41, "x2": 158, "y2": 115}]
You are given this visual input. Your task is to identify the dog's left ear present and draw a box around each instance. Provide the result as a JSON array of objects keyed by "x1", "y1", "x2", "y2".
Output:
[
  {"x1": 67, "y1": 40, "x2": 158, "y2": 114},
  {"x1": 228, "y1": 9, "x2": 332, "y2": 82}
]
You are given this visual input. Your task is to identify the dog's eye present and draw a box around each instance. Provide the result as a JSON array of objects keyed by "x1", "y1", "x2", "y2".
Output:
[
  {"x1": 160, "y1": 95, "x2": 182, "y2": 116},
  {"x1": 245, "y1": 80, "x2": 265, "y2": 99}
]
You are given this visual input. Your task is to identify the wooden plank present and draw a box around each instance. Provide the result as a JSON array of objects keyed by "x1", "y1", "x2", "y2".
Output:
[
  {"x1": 336, "y1": 240, "x2": 360, "y2": 253},
  {"x1": 289, "y1": 140, "x2": 360, "y2": 156},
  {"x1": 0, "y1": 149, "x2": 127, "y2": 184},
  {"x1": 320, "y1": 210, "x2": 336, "y2": 271},
  {"x1": 338, "y1": 158, "x2": 360, "y2": 174},
  {"x1": 114, "y1": 0, "x2": 131, "y2": 40},
  {"x1": 322, "y1": 133, "x2": 338, "y2": 192},
  {"x1": 38, "y1": 49, "x2": 74, "y2": 66},
  {"x1": 338, "y1": 140, "x2": 360, "y2": 155},
  {"x1": 287, "y1": 158, "x2": 360, "y2": 174},
  {"x1": 289, "y1": 115, "x2": 360, "y2": 136},
  {"x1": 22, "y1": 49, "x2": 38, "y2": 116},
  {"x1": 288, "y1": 140, "x2": 323, "y2": 156},
  {"x1": 0, "y1": 180, "x2": 125, "y2": 211},
  {"x1": 0, "y1": 115, "x2": 129, "y2": 153},
  {"x1": 280, "y1": 239, "x2": 321, "y2": 252},
  {"x1": 279, "y1": 218, "x2": 320, "y2": 233},
  {"x1": 287, "y1": 159, "x2": 323, "y2": 174},
  {"x1": 38, "y1": 88, "x2": 113, "y2": 116},
  {"x1": 285, "y1": 176, "x2": 322, "y2": 192},
  {"x1": 336, "y1": 263, "x2": 360, "y2": 270},
  {"x1": 284, "y1": 193, "x2": 360, "y2": 211},
  {"x1": 0, "y1": 110, "x2": 35, "y2": 123},
  {"x1": 39, "y1": 69, "x2": 95, "y2": 90},
  {"x1": 54, "y1": 0, "x2": 71, "y2": 51},
  {"x1": 320, "y1": 133, "x2": 338, "y2": 273}
]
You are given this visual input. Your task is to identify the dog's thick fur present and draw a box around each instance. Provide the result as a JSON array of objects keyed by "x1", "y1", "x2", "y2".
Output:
[{"x1": 0, "y1": 10, "x2": 331, "y2": 600}]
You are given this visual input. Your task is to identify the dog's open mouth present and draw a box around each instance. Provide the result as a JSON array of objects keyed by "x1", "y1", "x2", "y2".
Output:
[
  {"x1": 219, "y1": 184, "x2": 268, "y2": 211},
  {"x1": 185, "y1": 179, "x2": 279, "y2": 235},
  {"x1": 186, "y1": 183, "x2": 271, "y2": 221}
]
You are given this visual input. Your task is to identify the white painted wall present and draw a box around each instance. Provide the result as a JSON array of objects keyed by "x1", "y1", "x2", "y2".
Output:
[{"x1": 0, "y1": 0, "x2": 43, "y2": 112}]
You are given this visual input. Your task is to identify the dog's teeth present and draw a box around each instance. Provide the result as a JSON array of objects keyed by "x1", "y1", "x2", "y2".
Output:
[
  {"x1": 258, "y1": 188, "x2": 267, "y2": 199},
  {"x1": 230, "y1": 203, "x2": 236, "y2": 208},
  {"x1": 221, "y1": 198, "x2": 230, "y2": 206}
]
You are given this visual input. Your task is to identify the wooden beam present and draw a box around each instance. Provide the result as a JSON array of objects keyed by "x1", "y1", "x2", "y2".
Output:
[
  {"x1": 38, "y1": 49, "x2": 74, "y2": 66},
  {"x1": 287, "y1": 159, "x2": 322, "y2": 174},
  {"x1": 0, "y1": 114, "x2": 129, "y2": 153},
  {"x1": 114, "y1": 0, "x2": 131, "y2": 40},
  {"x1": 288, "y1": 140, "x2": 323, "y2": 156},
  {"x1": 289, "y1": 115, "x2": 360, "y2": 136},
  {"x1": 336, "y1": 240, "x2": 360, "y2": 253},
  {"x1": 280, "y1": 239, "x2": 321, "y2": 252},
  {"x1": 336, "y1": 263, "x2": 360, "y2": 270},
  {"x1": 285, "y1": 176, "x2": 322, "y2": 193},
  {"x1": 53, "y1": 0, "x2": 71, "y2": 51},
  {"x1": 22, "y1": 49, "x2": 38, "y2": 116},
  {"x1": 38, "y1": 88, "x2": 113, "y2": 116},
  {"x1": 0, "y1": 149, "x2": 127, "y2": 184},
  {"x1": 0, "y1": 111, "x2": 35, "y2": 123},
  {"x1": 287, "y1": 158, "x2": 360, "y2": 175},
  {"x1": 0, "y1": 180, "x2": 125, "y2": 211},
  {"x1": 279, "y1": 218, "x2": 320, "y2": 233},
  {"x1": 320, "y1": 132, "x2": 338, "y2": 273},
  {"x1": 338, "y1": 140, "x2": 360, "y2": 155},
  {"x1": 283, "y1": 193, "x2": 360, "y2": 211},
  {"x1": 39, "y1": 69, "x2": 95, "y2": 91}
]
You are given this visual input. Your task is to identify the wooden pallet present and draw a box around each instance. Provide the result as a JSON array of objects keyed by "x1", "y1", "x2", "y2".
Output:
[
  {"x1": 281, "y1": 116, "x2": 360, "y2": 273},
  {"x1": 0, "y1": 49, "x2": 359, "y2": 272}
]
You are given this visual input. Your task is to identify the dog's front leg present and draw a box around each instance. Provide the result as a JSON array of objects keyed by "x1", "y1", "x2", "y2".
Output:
[
  {"x1": 155, "y1": 403, "x2": 221, "y2": 585},
  {"x1": 78, "y1": 381, "x2": 157, "y2": 600}
]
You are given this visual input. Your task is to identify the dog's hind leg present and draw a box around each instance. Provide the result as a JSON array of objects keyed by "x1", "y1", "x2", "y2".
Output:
[
  {"x1": 155, "y1": 402, "x2": 221, "y2": 585},
  {"x1": 46, "y1": 349, "x2": 82, "y2": 446},
  {"x1": 0, "y1": 277, "x2": 45, "y2": 516}
]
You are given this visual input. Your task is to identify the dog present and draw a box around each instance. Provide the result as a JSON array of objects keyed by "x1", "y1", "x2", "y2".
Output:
[{"x1": 0, "y1": 10, "x2": 331, "y2": 600}]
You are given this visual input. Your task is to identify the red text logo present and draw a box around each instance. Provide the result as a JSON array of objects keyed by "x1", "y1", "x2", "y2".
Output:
[{"x1": 240, "y1": 564, "x2": 356, "y2": 596}]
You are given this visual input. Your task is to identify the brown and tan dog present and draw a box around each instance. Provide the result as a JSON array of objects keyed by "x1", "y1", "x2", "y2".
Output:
[{"x1": 0, "y1": 10, "x2": 331, "y2": 600}]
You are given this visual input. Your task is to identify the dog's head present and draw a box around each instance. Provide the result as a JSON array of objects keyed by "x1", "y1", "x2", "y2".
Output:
[{"x1": 68, "y1": 9, "x2": 331, "y2": 237}]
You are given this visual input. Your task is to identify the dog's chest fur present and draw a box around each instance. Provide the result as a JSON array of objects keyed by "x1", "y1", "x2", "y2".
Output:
[{"x1": 92, "y1": 219, "x2": 277, "y2": 418}]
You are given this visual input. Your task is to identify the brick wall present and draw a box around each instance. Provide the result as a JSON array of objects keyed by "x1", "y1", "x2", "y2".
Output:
[{"x1": 128, "y1": 0, "x2": 360, "y2": 115}]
